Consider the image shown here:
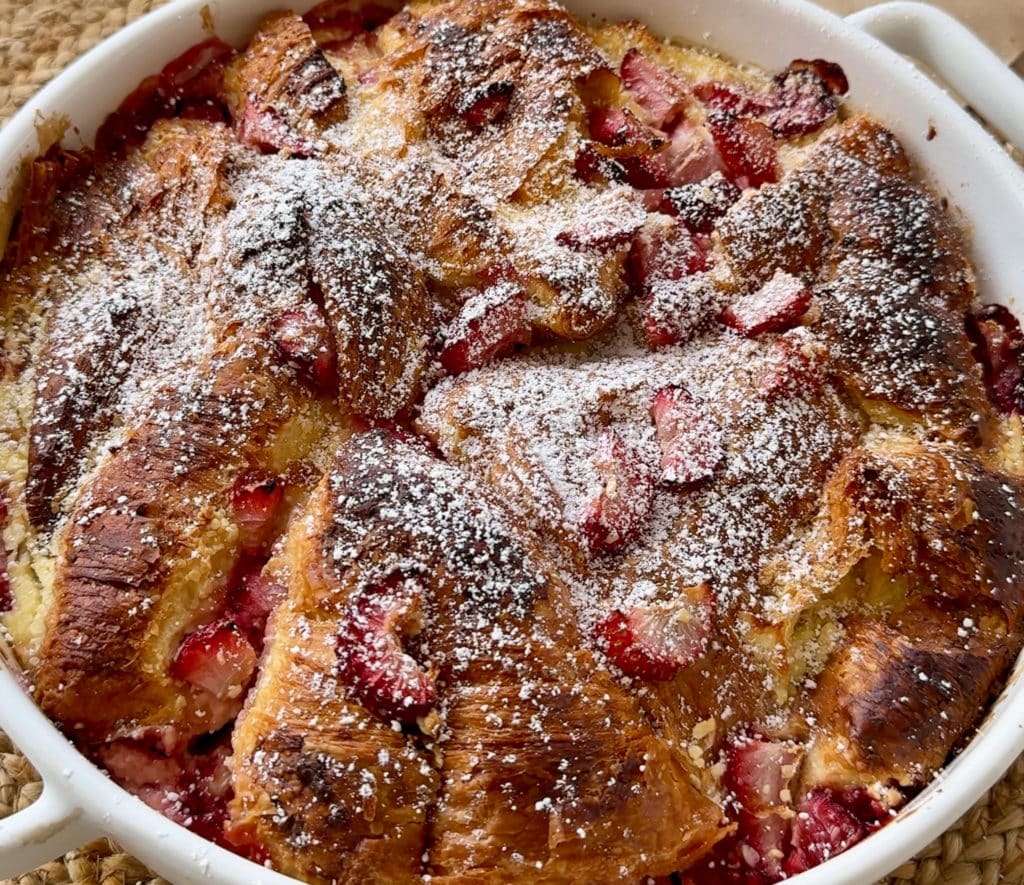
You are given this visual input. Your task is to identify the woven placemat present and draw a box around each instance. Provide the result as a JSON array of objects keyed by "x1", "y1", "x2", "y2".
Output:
[{"x1": 1, "y1": 1, "x2": 1024, "y2": 883}]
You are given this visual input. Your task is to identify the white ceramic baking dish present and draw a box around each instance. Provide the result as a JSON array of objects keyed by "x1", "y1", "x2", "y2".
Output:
[{"x1": 0, "y1": 1, "x2": 1023, "y2": 882}]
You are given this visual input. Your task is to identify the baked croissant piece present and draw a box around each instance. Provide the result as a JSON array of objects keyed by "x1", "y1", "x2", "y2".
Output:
[{"x1": 2, "y1": 0, "x2": 1023, "y2": 882}]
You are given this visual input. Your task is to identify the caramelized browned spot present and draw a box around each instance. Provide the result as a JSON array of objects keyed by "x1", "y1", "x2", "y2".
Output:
[{"x1": 224, "y1": 12, "x2": 348, "y2": 134}]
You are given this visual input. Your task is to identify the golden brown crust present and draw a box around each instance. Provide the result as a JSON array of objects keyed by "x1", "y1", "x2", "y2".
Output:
[
  {"x1": 718, "y1": 116, "x2": 994, "y2": 442},
  {"x1": 232, "y1": 431, "x2": 724, "y2": 883},
  {"x1": 33, "y1": 335, "x2": 313, "y2": 744},
  {"x1": 224, "y1": 12, "x2": 348, "y2": 136}
]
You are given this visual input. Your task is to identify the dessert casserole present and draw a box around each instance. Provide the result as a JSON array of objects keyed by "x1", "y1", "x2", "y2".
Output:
[{"x1": 1, "y1": 0, "x2": 1023, "y2": 881}]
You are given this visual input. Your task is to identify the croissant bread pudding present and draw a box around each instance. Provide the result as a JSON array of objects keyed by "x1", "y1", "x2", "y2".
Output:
[{"x1": 2, "y1": 0, "x2": 1024, "y2": 881}]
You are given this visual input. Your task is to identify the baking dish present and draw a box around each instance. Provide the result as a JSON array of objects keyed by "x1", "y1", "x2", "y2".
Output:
[{"x1": 0, "y1": 1, "x2": 1023, "y2": 882}]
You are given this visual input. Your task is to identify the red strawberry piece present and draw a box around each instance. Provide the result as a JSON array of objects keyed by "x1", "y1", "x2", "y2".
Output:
[
  {"x1": 722, "y1": 270, "x2": 812, "y2": 337},
  {"x1": 784, "y1": 788, "x2": 871, "y2": 874},
  {"x1": 656, "y1": 119, "x2": 727, "y2": 188},
  {"x1": 766, "y1": 59, "x2": 848, "y2": 138},
  {"x1": 336, "y1": 575, "x2": 436, "y2": 724},
  {"x1": 440, "y1": 284, "x2": 531, "y2": 374},
  {"x1": 579, "y1": 431, "x2": 655, "y2": 555},
  {"x1": 629, "y1": 219, "x2": 716, "y2": 347},
  {"x1": 755, "y1": 330, "x2": 825, "y2": 399},
  {"x1": 588, "y1": 106, "x2": 665, "y2": 150},
  {"x1": 706, "y1": 111, "x2": 779, "y2": 189},
  {"x1": 620, "y1": 48, "x2": 689, "y2": 130},
  {"x1": 966, "y1": 303, "x2": 1024, "y2": 414},
  {"x1": 650, "y1": 385, "x2": 724, "y2": 484},
  {"x1": 724, "y1": 737, "x2": 803, "y2": 814},
  {"x1": 170, "y1": 620, "x2": 258, "y2": 700},
  {"x1": 574, "y1": 143, "x2": 627, "y2": 185},
  {"x1": 230, "y1": 470, "x2": 285, "y2": 555},
  {"x1": 271, "y1": 301, "x2": 339, "y2": 395},
  {"x1": 237, "y1": 94, "x2": 319, "y2": 157},
  {"x1": 226, "y1": 561, "x2": 287, "y2": 651},
  {"x1": 692, "y1": 80, "x2": 775, "y2": 117},
  {"x1": 458, "y1": 80, "x2": 515, "y2": 128},
  {"x1": 595, "y1": 586, "x2": 712, "y2": 680},
  {"x1": 629, "y1": 219, "x2": 708, "y2": 293},
  {"x1": 555, "y1": 214, "x2": 646, "y2": 253},
  {"x1": 659, "y1": 172, "x2": 741, "y2": 233}
]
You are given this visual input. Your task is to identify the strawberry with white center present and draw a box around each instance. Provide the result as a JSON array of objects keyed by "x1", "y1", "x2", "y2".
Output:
[
  {"x1": 595, "y1": 584, "x2": 712, "y2": 680},
  {"x1": 271, "y1": 301, "x2": 338, "y2": 396},
  {"x1": 170, "y1": 619, "x2": 258, "y2": 700},
  {"x1": 755, "y1": 328, "x2": 826, "y2": 399},
  {"x1": 440, "y1": 283, "x2": 531, "y2": 375},
  {"x1": 230, "y1": 470, "x2": 286, "y2": 555},
  {"x1": 578, "y1": 430, "x2": 655, "y2": 555},
  {"x1": 619, "y1": 48, "x2": 689, "y2": 130},
  {"x1": 722, "y1": 270, "x2": 812, "y2": 338},
  {"x1": 650, "y1": 385, "x2": 725, "y2": 485},
  {"x1": 335, "y1": 575, "x2": 436, "y2": 725}
]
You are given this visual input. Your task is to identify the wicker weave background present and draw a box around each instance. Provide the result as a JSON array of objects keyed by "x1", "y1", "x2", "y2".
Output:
[{"x1": 1, "y1": 1, "x2": 1023, "y2": 883}]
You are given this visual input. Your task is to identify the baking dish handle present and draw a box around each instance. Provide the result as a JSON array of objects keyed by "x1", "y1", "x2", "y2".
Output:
[
  {"x1": 846, "y1": 1, "x2": 1024, "y2": 154},
  {"x1": 0, "y1": 663, "x2": 99, "y2": 878},
  {"x1": 0, "y1": 783, "x2": 96, "y2": 878}
]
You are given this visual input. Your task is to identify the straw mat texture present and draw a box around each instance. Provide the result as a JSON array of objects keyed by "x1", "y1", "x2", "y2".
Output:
[{"x1": 1, "y1": 1, "x2": 1023, "y2": 883}]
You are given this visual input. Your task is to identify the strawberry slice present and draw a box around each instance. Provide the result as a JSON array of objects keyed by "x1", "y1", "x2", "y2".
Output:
[
  {"x1": 706, "y1": 111, "x2": 778, "y2": 189},
  {"x1": 629, "y1": 219, "x2": 715, "y2": 347},
  {"x1": 659, "y1": 172, "x2": 740, "y2": 233},
  {"x1": 237, "y1": 94, "x2": 319, "y2": 157},
  {"x1": 725, "y1": 737, "x2": 803, "y2": 814},
  {"x1": 458, "y1": 80, "x2": 515, "y2": 128},
  {"x1": 650, "y1": 385, "x2": 724, "y2": 484},
  {"x1": 755, "y1": 329, "x2": 825, "y2": 399},
  {"x1": 966, "y1": 303, "x2": 1024, "y2": 415},
  {"x1": 271, "y1": 301, "x2": 339, "y2": 395},
  {"x1": 171, "y1": 620, "x2": 258, "y2": 700},
  {"x1": 722, "y1": 270, "x2": 811, "y2": 337},
  {"x1": 588, "y1": 106, "x2": 665, "y2": 150},
  {"x1": 692, "y1": 80, "x2": 776, "y2": 117},
  {"x1": 574, "y1": 143, "x2": 627, "y2": 185},
  {"x1": 656, "y1": 119, "x2": 726, "y2": 188},
  {"x1": 784, "y1": 788, "x2": 880, "y2": 874},
  {"x1": 595, "y1": 586, "x2": 712, "y2": 680},
  {"x1": 335, "y1": 575, "x2": 436, "y2": 724},
  {"x1": 440, "y1": 284, "x2": 531, "y2": 374},
  {"x1": 579, "y1": 431, "x2": 655, "y2": 555},
  {"x1": 689, "y1": 736, "x2": 805, "y2": 884},
  {"x1": 230, "y1": 470, "x2": 285, "y2": 555},
  {"x1": 766, "y1": 60, "x2": 848, "y2": 138},
  {"x1": 226, "y1": 560, "x2": 288, "y2": 652},
  {"x1": 620, "y1": 49, "x2": 689, "y2": 130},
  {"x1": 629, "y1": 220, "x2": 709, "y2": 292}
]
